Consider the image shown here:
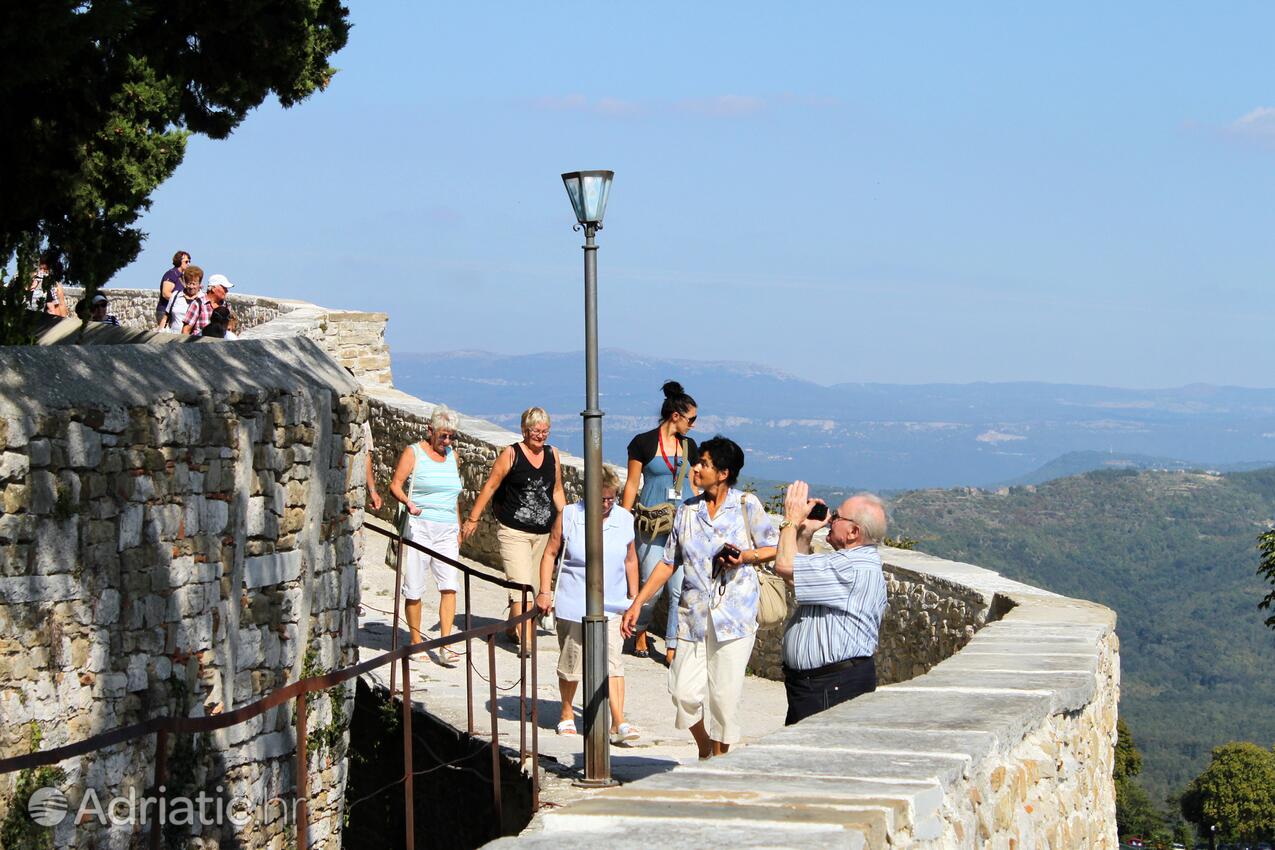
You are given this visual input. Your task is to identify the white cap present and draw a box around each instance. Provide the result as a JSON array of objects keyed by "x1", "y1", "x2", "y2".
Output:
[{"x1": 207, "y1": 273, "x2": 234, "y2": 290}]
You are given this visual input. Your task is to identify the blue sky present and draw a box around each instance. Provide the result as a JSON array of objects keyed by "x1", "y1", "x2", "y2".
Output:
[{"x1": 108, "y1": 2, "x2": 1275, "y2": 387}]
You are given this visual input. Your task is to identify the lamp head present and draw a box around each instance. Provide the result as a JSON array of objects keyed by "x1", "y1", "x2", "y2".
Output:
[{"x1": 561, "y1": 170, "x2": 614, "y2": 226}]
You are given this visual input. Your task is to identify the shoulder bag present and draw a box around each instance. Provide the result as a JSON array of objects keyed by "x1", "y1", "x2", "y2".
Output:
[
  {"x1": 742, "y1": 495, "x2": 789, "y2": 630},
  {"x1": 632, "y1": 436, "x2": 690, "y2": 538}
]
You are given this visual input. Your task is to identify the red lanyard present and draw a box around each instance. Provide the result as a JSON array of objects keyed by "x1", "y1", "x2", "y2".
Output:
[{"x1": 658, "y1": 431, "x2": 680, "y2": 475}]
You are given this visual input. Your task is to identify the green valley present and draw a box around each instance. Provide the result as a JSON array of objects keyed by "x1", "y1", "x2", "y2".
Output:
[{"x1": 887, "y1": 466, "x2": 1275, "y2": 805}]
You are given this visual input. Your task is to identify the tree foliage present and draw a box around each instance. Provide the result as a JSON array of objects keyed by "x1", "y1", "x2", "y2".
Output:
[
  {"x1": 1259, "y1": 528, "x2": 1275, "y2": 631},
  {"x1": 0, "y1": 1, "x2": 350, "y2": 318},
  {"x1": 1180, "y1": 741, "x2": 1275, "y2": 841}
]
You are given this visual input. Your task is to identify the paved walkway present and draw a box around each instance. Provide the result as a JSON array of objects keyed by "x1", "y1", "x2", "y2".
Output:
[{"x1": 355, "y1": 519, "x2": 788, "y2": 812}]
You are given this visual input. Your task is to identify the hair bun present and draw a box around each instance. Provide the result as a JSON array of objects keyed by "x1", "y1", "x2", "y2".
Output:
[{"x1": 662, "y1": 380, "x2": 685, "y2": 398}]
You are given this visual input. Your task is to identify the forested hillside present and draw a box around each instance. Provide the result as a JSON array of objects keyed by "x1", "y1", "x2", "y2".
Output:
[{"x1": 888, "y1": 467, "x2": 1275, "y2": 804}]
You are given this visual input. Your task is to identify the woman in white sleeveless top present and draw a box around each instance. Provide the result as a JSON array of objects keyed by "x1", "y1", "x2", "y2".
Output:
[{"x1": 389, "y1": 406, "x2": 464, "y2": 666}]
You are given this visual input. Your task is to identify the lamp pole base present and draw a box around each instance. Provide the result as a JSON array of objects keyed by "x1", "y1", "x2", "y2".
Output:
[{"x1": 572, "y1": 776, "x2": 621, "y2": 789}]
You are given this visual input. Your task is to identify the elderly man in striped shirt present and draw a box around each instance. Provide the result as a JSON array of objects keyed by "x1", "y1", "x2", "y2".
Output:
[{"x1": 774, "y1": 480, "x2": 888, "y2": 725}]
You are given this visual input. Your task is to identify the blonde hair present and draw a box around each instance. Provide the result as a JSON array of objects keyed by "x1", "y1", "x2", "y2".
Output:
[
  {"x1": 521, "y1": 407, "x2": 550, "y2": 433},
  {"x1": 601, "y1": 466, "x2": 620, "y2": 492}
]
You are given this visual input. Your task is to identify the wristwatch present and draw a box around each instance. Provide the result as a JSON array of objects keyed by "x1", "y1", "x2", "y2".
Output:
[{"x1": 778, "y1": 519, "x2": 793, "y2": 531}]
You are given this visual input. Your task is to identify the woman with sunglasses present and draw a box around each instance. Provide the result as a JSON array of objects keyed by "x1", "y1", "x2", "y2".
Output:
[
  {"x1": 621, "y1": 435, "x2": 778, "y2": 760},
  {"x1": 390, "y1": 405, "x2": 464, "y2": 666},
  {"x1": 620, "y1": 381, "x2": 699, "y2": 663}
]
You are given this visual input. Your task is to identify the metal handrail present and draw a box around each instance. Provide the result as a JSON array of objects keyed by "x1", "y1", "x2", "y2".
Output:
[{"x1": 0, "y1": 520, "x2": 542, "y2": 850}]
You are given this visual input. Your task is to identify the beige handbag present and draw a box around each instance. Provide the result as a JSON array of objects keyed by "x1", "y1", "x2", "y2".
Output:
[
  {"x1": 632, "y1": 437, "x2": 690, "y2": 538},
  {"x1": 742, "y1": 497, "x2": 788, "y2": 630}
]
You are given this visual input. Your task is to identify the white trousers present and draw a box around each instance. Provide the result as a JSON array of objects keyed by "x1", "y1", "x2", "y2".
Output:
[{"x1": 667, "y1": 613, "x2": 756, "y2": 745}]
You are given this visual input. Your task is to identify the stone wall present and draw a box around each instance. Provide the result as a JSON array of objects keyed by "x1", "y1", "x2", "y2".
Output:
[
  {"x1": 748, "y1": 552, "x2": 995, "y2": 684},
  {"x1": 69, "y1": 287, "x2": 394, "y2": 387},
  {"x1": 490, "y1": 552, "x2": 1119, "y2": 850},
  {"x1": 0, "y1": 338, "x2": 368, "y2": 849}
]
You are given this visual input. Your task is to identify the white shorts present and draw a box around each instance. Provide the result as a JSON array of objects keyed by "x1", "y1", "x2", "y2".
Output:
[{"x1": 403, "y1": 516, "x2": 460, "y2": 599}]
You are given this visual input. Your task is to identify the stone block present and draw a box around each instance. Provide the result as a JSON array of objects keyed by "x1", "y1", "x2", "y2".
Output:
[
  {"x1": 243, "y1": 550, "x2": 303, "y2": 589},
  {"x1": 0, "y1": 451, "x2": 29, "y2": 481},
  {"x1": 65, "y1": 422, "x2": 103, "y2": 468},
  {"x1": 117, "y1": 503, "x2": 144, "y2": 551}
]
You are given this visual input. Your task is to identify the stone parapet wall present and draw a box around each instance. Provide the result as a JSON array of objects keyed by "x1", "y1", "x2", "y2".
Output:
[
  {"x1": 68, "y1": 287, "x2": 394, "y2": 387},
  {"x1": 489, "y1": 553, "x2": 1118, "y2": 850},
  {"x1": 0, "y1": 339, "x2": 368, "y2": 849},
  {"x1": 747, "y1": 553, "x2": 996, "y2": 683}
]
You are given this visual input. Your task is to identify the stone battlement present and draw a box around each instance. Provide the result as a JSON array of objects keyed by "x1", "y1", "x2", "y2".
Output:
[{"x1": 0, "y1": 288, "x2": 1118, "y2": 848}]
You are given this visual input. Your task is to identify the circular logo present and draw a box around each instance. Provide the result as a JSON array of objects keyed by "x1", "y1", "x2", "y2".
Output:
[{"x1": 28, "y1": 787, "x2": 68, "y2": 826}]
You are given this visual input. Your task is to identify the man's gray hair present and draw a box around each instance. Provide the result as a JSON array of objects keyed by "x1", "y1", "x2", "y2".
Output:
[
  {"x1": 846, "y1": 492, "x2": 888, "y2": 545},
  {"x1": 429, "y1": 404, "x2": 460, "y2": 433}
]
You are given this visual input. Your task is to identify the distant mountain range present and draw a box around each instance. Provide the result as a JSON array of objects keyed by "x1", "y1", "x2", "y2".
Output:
[{"x1": 392, "y1": 349, "x2": 1275, "y2": 491}]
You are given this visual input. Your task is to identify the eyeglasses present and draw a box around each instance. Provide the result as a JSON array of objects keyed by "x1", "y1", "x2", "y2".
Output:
[
  {"x1": 435, "y1": 432, "x2": 457, "y2": 441},
  {"x1": 601, "y1": 495, "x2": 616, "y2": 504},
  {"x1": 829, "y1": 511, "x2": 855, "y2": 528},
  {"x1": 527, "y1": 428, "x2": 549, "y2": 438}
]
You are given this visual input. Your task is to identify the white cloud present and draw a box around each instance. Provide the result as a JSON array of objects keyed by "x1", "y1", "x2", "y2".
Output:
[
  {"x1": 675, "y1": 95, "x2": 766, "y2": 117},
  {"x1": 1226, "y1": 106, "x2": 1275, "y2": 141}
]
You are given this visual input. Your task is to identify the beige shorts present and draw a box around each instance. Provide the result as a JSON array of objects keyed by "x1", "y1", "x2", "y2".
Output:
[
  {"x1": 555, "y1": 618, "x2": 624, "y2": 682},
  {"x1": 496, "y1": 523, "x2": 548, "y2": 603}
]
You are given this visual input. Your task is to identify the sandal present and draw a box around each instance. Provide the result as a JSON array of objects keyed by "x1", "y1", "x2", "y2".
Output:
[
  {"x1": 556, "y1": 719, "x2": 578, "y2": 736},
  {"x1": 610, "y1": 722, "x2": 640, "y2": 745},
  {"x1": 438, "y1": 648, "x2": 460, "y2": 667},
  {"x1": 633, "y1": 631, "x2": 650, "y2": 659}
]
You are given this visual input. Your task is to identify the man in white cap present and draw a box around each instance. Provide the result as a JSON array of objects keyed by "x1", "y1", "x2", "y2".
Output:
[
  {"x1": 89, "y1": 293, "x2": 120, "y2": 325},
  {"x1": 182, "y1": 273, "x2": 234, "y2": 336}
]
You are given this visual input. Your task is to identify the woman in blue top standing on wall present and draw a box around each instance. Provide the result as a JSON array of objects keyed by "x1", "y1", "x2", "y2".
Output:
[{"x1": 620, "y1": 381, "x2": 698, "y2": 663}]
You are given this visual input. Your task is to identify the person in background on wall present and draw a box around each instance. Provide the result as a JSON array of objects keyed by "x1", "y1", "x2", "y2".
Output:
[
  {"x1": 200, "y1": 305, "x2": 238, "y2": 339},
  {"x1": 536, "y1": 465, "x2": 641, "y2": 743},
  {"x1": 461, "y1": 406, "x2": 565, "y2": 657},
  {"x1": 158, "y1": 264, "x2": 202, "y2": 333},
  {"x1": 27, "y1": 254, "x2": 68, "y2": 317},
  {"x1": 389, "y1": 405, "x2": 464, "y2": 666},
  {"x1": 774, "y1": 480, "x2": 888, "y2": 726},
  {"x1": 621, "y1": 436, "x2": 778, "y2": 760},
  {"x1": 620, "y1": 380, "x2": 699, "y2": 664},
  {"x1": 182, "y1": 272, "x2": 233, "y2": 336},
  {"x1": 156, "y1": 250, "x2": 190, "y2": 325},
  {"x1": 89, "y1": 294, "x2": 119, "y2": 325}
]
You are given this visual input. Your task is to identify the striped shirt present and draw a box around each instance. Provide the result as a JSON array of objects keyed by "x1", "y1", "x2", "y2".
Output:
[
  {"x1": 407, "y1": 444, "x2": 462, "y2": 524},
  {"x1": 782, "y1": 545, "x2": 887, "y2": 671}
]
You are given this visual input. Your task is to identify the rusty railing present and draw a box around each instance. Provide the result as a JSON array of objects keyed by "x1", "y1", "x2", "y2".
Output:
[{"x1": 0, "y1": 521, "x2": 540, "y2": 849}]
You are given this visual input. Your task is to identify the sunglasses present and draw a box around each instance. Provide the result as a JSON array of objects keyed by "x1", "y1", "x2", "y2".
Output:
[
  {"x1": 829, "y1": 510, "x2": 855, "y2": 528},
  {"x1": 679, "y1": 411, "x2": 697, "y2": 425},
  {"x1": 434, "y1": 432, "x2": 457, "y2": 441}
]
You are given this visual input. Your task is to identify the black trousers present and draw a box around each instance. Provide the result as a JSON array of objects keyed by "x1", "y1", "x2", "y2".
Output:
[{"x1": 783, "y1": 657, "x2": 876, "y2": 726}]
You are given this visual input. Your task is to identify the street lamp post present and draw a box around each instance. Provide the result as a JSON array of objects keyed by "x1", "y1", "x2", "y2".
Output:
[{"x1": 560, "y1": 170, "x2": 616, "y2": 786}]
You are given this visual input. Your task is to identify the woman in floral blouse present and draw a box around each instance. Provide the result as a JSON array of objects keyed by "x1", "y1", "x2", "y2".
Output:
[{"x1": 621, "y1": 435, "x2": 778, "y2": 759}]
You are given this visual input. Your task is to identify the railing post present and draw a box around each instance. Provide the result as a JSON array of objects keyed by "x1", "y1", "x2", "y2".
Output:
[
  {"x1": 531, "y1": 611, "x2": 539, "y2": 811},
  {"x1": 488, "y1": 635, "x2": 503, "y2": 830},
  {"x1": 295, "y1": 695, "x2": 309, "y2": 848},
  {"x1": 519, "y1": 588, "x2": 528, "y2": 765},
  {"x1": 402, "y1": 656, "x2": 415, "y2": 850},
  {"x1": 465, "y1": 572, "x2": 474, "y2": 736},
  {"x1": 390, "y1": 534, "x2": 404, "y2": 696},
  {"x1": 149, "y1": 729, "x2": 169, "y2": 850}
]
